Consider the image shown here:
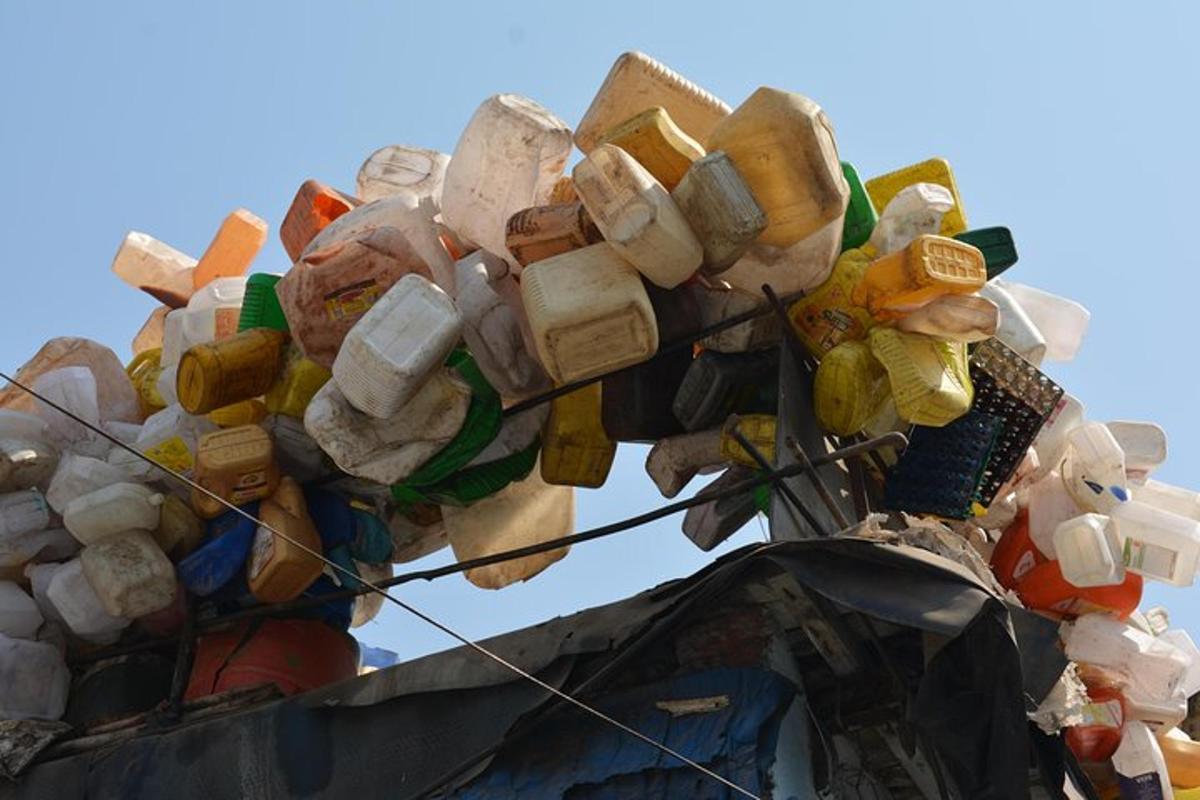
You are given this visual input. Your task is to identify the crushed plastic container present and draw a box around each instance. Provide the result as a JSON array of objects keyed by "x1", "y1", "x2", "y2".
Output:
[
  {"x1": 852, "y1": 234, "x2": 986, "y2": 319},
  {"x1": 111, "y1": 231, "x2": 197, "y2": 308},
  {"x1": 1112, "y1": 500, "x2": 1200, "y2": 587},
  {"x1": 0, "y1": 337, "x2": 140, "y2": 425},
  {"x1": 867, "y1": 327, "x2": 972, "y2": 427},
  {"x1": 995, "y1": 279, "x2": 1091, "y2": 363},
  {"x1": 520, "y1": 242, "x2": 658, "y2": 383},
  {"x1": 1065, "y1": 676, "x2": 1126, "y2": 763},
  {"x1": 64, "y1": 482, "x2": 164, "y2": 545},
  {"x1": 540, "y1": 382, "x2": 616, "y2": 488},
  {"x1": 81, "y1": 530, "x2": 177, "y2": 618},
  {"x1": 192, "y1": 425, "x2": 280, "y2": 519},
  {"x1": 682, "y1": 466, "x2": 764, "y2": 551},
  {"x1": 864, "y1": 157, "x2": 967, "y2": 237},
  {"x1": 596, "y1": 106, "x2": 705, "y2": 190},
  {"x1": 332, "y1": 274, "x2": 463, "y2": 419},
  {"x1": 1107, "y1": 421, "x2": 1168, "y2": 485},
  {"x1": 192, "y1": 209, "x2": 267, "y2": 290},
  {"x1": 718, "y1": 414, "x2": 776, "y2": 467},
  {"x1": 176, "y1": 327, "x2": 287, "y2": 415},
  {"x1": 0, "y1": 581, "x2": 43, "y2": 639},
  {"x1": 47, "y1": 558, "x2": 131, "y2": 643},
  {"x1": 1061, "y1": 422, "x2": 1130, "y2": 513},
  {"x1": 248, "y1": 477, "x2": 324, "y2": 603},
  {"x1": 866, "y1": 183, "x2": 954, "y2": 256},
  {"x1": 441, "y1": 94, "x2": 572, "y2": 265},
  {"x1": 0, "y1": 634, "x2": 69, "y2": 720},
  {"x1": 706, "y1": 86, "x2": 848, "y2": 247},
  {"x1": 787, "y1": 246, "x2": 875, "y2": 358},
  {"x1": 32, "y1": 366, "x2": 107, "y2": 457},
  {"x1": 280, "y1": 179, "x2": 359, "y2": 261},
  {"x1": 0, "y1": 527, "x2": 77, "y2": 569},
  {"x1": 573, "y1": 143, "x2": 703, "y2": 288},
  {"x1": 813, "y1": 340, "x2": 889, "y2": 436},
  {"x1": 671, "y1": 151, "x2": 767, "y2": 274},
  {"x1": 1054, "y1": 513, "x2": 1124, "y2": 588},
  {"x1": 179, "y1": 276, "x2": 248, "y2": 355},
  {"x1": 717, "y1": 214, "x2": 844, "y2": 296},
  {"x1": 114, "y1": 403, "x2": 218, "y2": 479},
  {"x1": 981, "y1": 280, "x2": 1050, "y2": 366}
]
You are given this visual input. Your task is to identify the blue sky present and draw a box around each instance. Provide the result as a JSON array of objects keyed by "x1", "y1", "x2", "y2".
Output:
[{"x1": 2, "y1": 1, "x2": 1198, "y2": 658}]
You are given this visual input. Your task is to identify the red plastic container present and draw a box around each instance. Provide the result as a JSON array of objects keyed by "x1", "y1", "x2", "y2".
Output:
[
  {"x1": 1014, "y1": 559, "x2": 1142, "y2": 620},
  {"x1": 185, "y1": 618, "x2": 360, "y2": 701},
  {"x1": 990, "y1": 510, "x2": 1047, "y2": 590}
]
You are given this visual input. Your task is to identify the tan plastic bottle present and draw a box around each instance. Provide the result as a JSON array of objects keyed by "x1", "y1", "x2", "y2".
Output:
[
  {"x1": 705, "y1": 87, "x2": 849, "y2": 248},
  {"x1": 191, "y1": 425, "x2": 280, "y2": 519},
  {"x1": 247, "y1": 477, "x2": 324, "y2": 603}
]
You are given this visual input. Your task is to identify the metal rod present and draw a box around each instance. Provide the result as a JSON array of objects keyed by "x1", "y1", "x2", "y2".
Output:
[
  {"x1": 726, "y1": 416, "x2": 829, "y2": 538},
  {"x1": 785, "y1": 435, "x2": 851, "y2": 530}
]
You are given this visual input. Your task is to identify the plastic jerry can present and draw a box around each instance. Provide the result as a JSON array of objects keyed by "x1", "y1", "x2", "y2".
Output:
[
  {"x1": 1159, "y1": 733, "x2": 1200, "y2": 789},
  {"x1": 356, "y1": 144, "x2": 450, "y2": 205},
  {"x1": 573, "y1": 143, "x2": 703, "y2": 289},
  {"x1": 176, "y1": 502, "x2": 258, "y2": 597},
  {"x1": 192, "y1": 425, "x2": 280, "y2": 519},
  {"x1": 864, "y1": 158, "x2": 968, "y2": 237},
  {"x1": 719, "y1": 414, "x2": 776, "y2": 467},
  {"x1": 116, "y1": 403, "x2": 217, "y2": 480},
  {"x1": 247, "y1": 478, "x2": 324, "y2": 603},
  {"x1": 717, "y1": 211, "x2": 845, "y2": 298},
  {"x1": 31, "y1": 366, "x2": 106, "y2": 457},
  {"x1": 0, "y1": 337, "x2": 141, "y2": 426},
  {"x1": 154, "y1": 494, "x2": 204, "y2": 559},
  {"x1": 0, "y1": 489, "x2": 50, "y2": 539},
  {"x1": 645, "y1": 428, "x2": 724, "y2": 498},
  {"x1": 0, "y1": 581, "x2": 43, "y2": 639},
  {"x1": 132, "y1": 306, "x2": 170, "y2": 356},
  {"x1": 540, "y1": 382, "x2": 616, "y2": 488},
  {"x1": 1031, "y1": 393, "x2": 1086, "y2": 482},
  {"x1": 995, "y1": 279, "x2": 1091, "y2": 363},
  {"x1": 894, "y1": 293, "x2": 999, "y2": 342},
  {"x1": 46, "y1": 558, "x2": 131, "y2": 643},
  {"x1": 596, "y1": 106, "x2": 705, "y2": 190},
  {"x1": 265, "y1": 414, "x2": 330, "y2": 484},
  {"x1": 786, "y1": 246, "x2": 875, "y2": 358},
  {"x1": 504, "y1": 203, "x2": 604, "y2": 267},
  {"x1": 280, "y1": 179, "x2": 359, "y2": 261},
  {"x1": 46, "y1": 453, "x2": 128, "y2": 514},
  {"x1": 332, "y1": 274, "x2": 463, "y2": 419},
  {"x1": 176, "y1": 328, "x2": 287, "y2": 415},
  {"x1": 81, "y1": 530, "x2": 177, "y2": 618},
  {"x1": 1065, "y1": 614, "x2": 1191, "y2": 702},
  {"x1": 574, "y1": 51, "x2": 730, "y2": 154},
  {"x1": 813, "y1": 340, "x2": 889, "y2": 436},
  {"x1": 207, "y1": 399, "x2": 268, "y2": 428},
  {"x1": 304, "y1": 371, "x2": 470, "y2": 485},
  {"x1": 1113, "y1": 721, "x2": 1174, "y2": 799},
  {"x1": 0, "y1": 634, "x2": 69, "y2": 720},
  {"x1": 682, "y1": 466, "x2": 763, "y2": 551},
  {"x1": 1107, "y1": 421, "x2": 1167, "y2": 485},
  {"x1": 0, "y1": 527, "x2": 77, "y2": 570},
  {"x1": 453, "y1": 251, "x2": 552, "y2": 401},
  {"x1": 1027, "y1": 470, "x2": 1085, "y2": 558},
  {"x1": 990, "y1": 510, "x2": 1048, "y2": 589},
  {"x1": 237, "y1": 273, "x2": 290, "y2": 333},
  {"x1": 867, "y1": 183, "x2": 956, "y2": 257},
  {"x1": 1134, "y1": 481, "x2": 1200, "y2": 523},
  {"x1": 0, "y1": 437, "x2": 58, "y2": 493},
  {"x1": 263, "y1": 345, "x2": 330, "y2": 419},
  {"x1": 410, "y1": 436, "x2": 540, "y2": 508},
  {"x1": 1061, "y1": 422, "x2": 1130, "y2": 514},
  {"x1": 520, "y1": 242, "x2": 658, "y2": 384},
  {"x1": 463, "y1": 405, "x2": 546, "y2": 471},
  {"x1": 671, "y1": 151, "x2": 767, "y2": 274},
  {"x1": 852, "y1": 235, "x2": 986, "y2": 319},
  {"x1": 64, "y1": 482, "x2": 163, "y2": 544},
  {"x1": 192, "y1": 209, "x2": 267, "y2": 290},
  {"x1": 705, "y1": 87, "x2": 849, "y2": 248},
  {"x1": 672, "y1": 348, "x2": 779, "y2": 433},
  {"x1": 978, "y1": 281, "x2": 1048, "y2": 367},
  {"x1": 954, "y1": 227, "x2": 1018, "y2": 279},
  {"x1": 181, "y1": 276, "x2": 249, "y2": 352},
  {"x1": 692, "y1": 285, "x2": 781, "y2": 354},
  {"x1": 1015, "y1": 559, "x2": 1142, "y2": 620},
  {"x1": 443, "y1": 459, "x2": 574, "y2": 590},
  {"x1": 185, "y1": 618, "x2": 359, "y2": 701},
  {"x1": 441, "y1": 94, "x2": 572, "y2": 265},
  {"x1": 111, "y1": 231, "x2": 197, "y2": 308},
  {"x1": 840, "y1": 162, "x2": 878, "y2": 251},
  {"x1": 867, "y1": 327, "x2": 972, "y2": 427},
  {"x1": 1055, "y1": 513, "x2": 1125, "y2": 588},
  {"x1": 1112, "y1": 501, "x2": 1200, "y2": 587}
]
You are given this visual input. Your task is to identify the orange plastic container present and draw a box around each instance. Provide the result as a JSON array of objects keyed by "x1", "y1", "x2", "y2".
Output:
[
  {"x1": 191, "y1": 425, "x2": 280, "y2": 519},
  {"x1": 184, "y1": 618, "x2": 359, "y2": 701},
  {"x1": 193, "y1": 209, "x2": 268, "y2": 290},
  {"x1": 247, "y1": 477, "x2": 324, "y2": 604},
  {"x1": 280, "y1": 180, "x2": 359, "y2": 261},
  {"x1": 1159, "y1": 734, "x2": 1200, "y2": 788},
  {"x1": 1014, "y1": 558, "x2": 1142, "y2": 620},
  {"x1": 852, "y1": 235, "x2": 986, "y2": 319},
  {"x1": 989, "y1": 510, "x2": 1048, "y2": 590}
]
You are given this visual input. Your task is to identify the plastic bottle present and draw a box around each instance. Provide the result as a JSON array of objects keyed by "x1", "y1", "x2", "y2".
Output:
[
  {"x1": 1134, "y1": 481, "x2": 1200, "y2": 523},
  {"x1": 32, "y1": 366, "x2": 107, "y2": 457},
  {"x1": 1111, "y1": 501, "x2": 1200, "y2": 587},
  {"x1": 1107, "y1": 421, "x2": 1168, "y2": 485},
  {"x1": 894, "y1": 294, "x2": 999, "y2": 342},
  {"x1": 994, "y1": 279, "x2": 1091, "y2": 363},
  {"x1": 645, "y1": 429, "x2": 724, "y2": 498},
  {"x1": 263, "y1": 345, "x2": 330, "y2": 419},
  {"x1": 813, "y1": 340, "x2": 889, "y2": 436},
  {"x1": 45, "y1": 453, "x2": 129, "y2": 514},
  {"x1": 864, "y1": 158, "x2": 968, "y2": 237},
  {"x1": 111, "y1": 231, "x2": 197, "y2": 308},
  {"x1": 1032, "y1": 393, "x2": 1086, "y2": 480},
  {"x1": 671, "y1": 151, "x2": 767, "y2": 274},
  {"x1": 705, "y1": 87, "x2": 848, "y2": 248},
  {"x1": 1113, "y1": 721, "x2": 1174, "y2": 800},
  {"x1": 672, "y1": 348, "x2": 779, "y2": 433},
  {"x1": 1064, "y1": 614, "x2": 1191, "y2": 702},
  {"x1": 520, "y1": 243, "x2": 658, "y2": 383},
  {"x1": 443, "y1": 459, "x2": 574, "y2": 590},
  {"x1": 0, "y1": 436, "x2": 58, "y2": 493},
  {"x1": 332, "y1": 274, "x2": 463, "y2": 419},
  {"x1": 237, "y1": 273, "x2": 290, "y2": 333},
  {"x1": 852, "y1": 235, "x2": 986, "y2": 319},
  {"x1": 786, "y1": 246, "x2": 876, "y2": 358},
  {"x1": 573, "y1": 143, "x2": 703, "y2": 288},
  {"x1": 0, "y1": 581, "x2": 43, "y2": 639},
  {"x1": 154, "y1": 493, "x2": 204, "y2": 559},
  {"x1": 1054, "y1": 513, "x2": 1125, "y2": 588},
  {"x1": 1015, "y1": 559, "x2": 1142, "y2": 619},
  {"x1": 81, "y1": 530, "x2": 177, "y2": 618},
  {"x1": 1061, "y1": 422, "x2": 1130, "y2": 513},
  {"x1": 0, "y1": 338, "x2": 141, "y2": 425},
  {"x1": 304, "y1": 372, "x2": 470, "y2": 485},
  {"x1": 176, "y1": 328, "x2": 287, "y2": 415},
  {"x1": 682, "y1": 466, "x2": 763, "y2": 551},
  {"x1": 64, "y1": 483, "x2": 164, "y2": 545},
  {"x1": 247, "y1": 478, "x2": 324, "y2": 603},
  {"x1": 441, "y1": 94, "x2": 572, "y2": 265},
  {"x1": 504, "y1": 203, "x2": 604, "y2": 267},
  {"x1": 596, "y1": 106, "x2": 705, "y2": 190},
  {"x1": 192, "y1": 209, "x2": 267, "y2": 290},
  {"x1": 867, "y1": 328, "x2": 973, "y2": 427},
  {"x1": 46, "y1": 558, "x2": 131, "y2": 643},
  {"x1": 191, "y1": 425, "x2": 280, "y2": 519},
  {"x1": 0, "y1": 489, "x2": 50, "y2": 539},
  {"x1": 1026, "y1": 471, "x2": 1085, "y2": 557},
  {"x1": 716, "y1": 213, "x2": 844, "y2": 296},
  {"x1": 574, "y1": 51, "x2": 730, "y2": 154},
  {"x1": 0, "y1": 634, "x2": 69, "y2": 720},
  {"x1": 356, "y1": 144, "x2": 450, "y2": 205},
  {"x1": 280, "y1": 179, "x2": 359, "y2": 261},
  {"x1": 539, "y1": 382, "x2": 616, "y2": 488}
]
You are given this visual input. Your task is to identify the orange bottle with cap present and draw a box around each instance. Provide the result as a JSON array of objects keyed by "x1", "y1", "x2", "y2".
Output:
[
  {"x1": 247, "y1": 477, "x2": 324, "y2": 603},
  {"x1": 851, "y1": 235, "x2": 986, "y2": 320},
  {"x1": 192, "y1": 425, "x2": 280, "y2": 519},
  {"x1": 176, "y1": 328, "x2": 287, "y2": 415}
]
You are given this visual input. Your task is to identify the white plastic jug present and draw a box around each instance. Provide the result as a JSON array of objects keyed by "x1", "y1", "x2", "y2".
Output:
[
  {"x1": 453, "y1": 251, "x2": 551, "y2": 401},
  {"x1": 63, "y1": 482, "x2": 164, "y2": 545},
  {"x1": 464, "y1": 405, "x2": 548, "y2": 468},
  {"x1": 1112, "y1": 500, "x2": 1200, "y2": 587},
  {"x1": 356, "y1": 144, "x2": 450, "y2": 205},
  {"x1": 179, "y1": 276, "x2": 247, "y2": 354},
  {"x1": 24, "y1": 562, "x2": 66, "y2": 626},
  {"x1": 32, "y1": 366, "x2": 107, "y2": 458},
  {"x1": 1064, "y1": 614, "x2": 1191, "y2": 702},
  {"x1": 717, "y1": 215, "x2": 843, "y2": 296},
  {"x1": 46, "y1": 453, "x2": 131, "y2": 513},
  {"x1": 304, "y1": 373, "x2": 470, "y2": 485},
  {"x1": 645, "y1": 429, "x2": 725, "y2": 498},
  {"x1": 573, "y1": 143, "x2": 703, "y2": 288},
  {"x1": 0, "y1": 581, "x2": 43, "y2": 639},
  {"x1": 0, "y1": 634, "x2": 69, "y2": 720},
  {"x1": 46, "y1": 558, "x2": 130, "y2": 644},
  {"x1": 111, "y1": 231, "x2": 197, "y2": 306},
  {"x1": 894, "y1": 294, "x2": 999, "y2": 342},
  {"x1": 441, "y1": 94, "x2": 572, "y2": 266},
  {"x1": 0, "y1": 489, "x2": 50, "y2": 540},
  {"x1": 333, "y1": 274, "x2": 463, "y2": 420},
  {"x1": 1061, "y1": 422, "x2": 1130, "y2": 513},
  {"x1": 0, "y1": 524, "x2": 77, "y2": 569},
  {"x1": 978, "y1": 282, "x2": 1047, "y2": 367},
  {"x1": 1025, "y1": 471, "x2": 1083, "y2": 558},
  {"x1": 995, "y1": 279, "x2": 1090, "y2": 363},
  {"x1": 1031, "y1": 393, "x2": 1085, "y2": 481},
  {"x1": 1107, "y1": 421, "x2": 1168, "y2": 485},
  {"x1": 1158, "y1": 629, "x2": 1200, "y2": 699},
  {"x1": 1112, "y1": 721, "x2": 1174, "y2": 800},
  {"x1": 111, "y1": 404, "x2": 217, "y2": 480},
  {"x1": 0, "y1": 436, "x2": 58, "y2": 493},
  {"x1": 1134, "y1": 480, "x2": 1200, "y2": 523},
  {"x1": 1053, "y1": 513, "x2": 1124, "y2": 588},
  {"x1": 0, "y1": 410, "x2": 50, "y2": 444},
  {"x1": 81, "y1": 530, "x2": 177, "y2": 618},
  {"x1": 868, "y1": 183, "x2": 955, "y2": 256},
  {"x1": 692, "y1": 285, "x2": 780, "y2": 353}
]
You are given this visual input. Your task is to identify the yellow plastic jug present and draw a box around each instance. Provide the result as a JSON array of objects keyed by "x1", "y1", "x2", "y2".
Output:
[
  {"x1": 207, "y1": 398, "x2": 268, "y2": 428},
  {"x1": 787, "y1": 245, "x2": 877, "y2": 358},
  {"x1": 597, "y1": 107, "x2": 705, "y2": 190},
  {"x1": 191, "y1": 424, "x2": 280, "y2": 519},
  {"x1": 176, "y1": 328, "x2": 287, "y2": 415},
  {"x1": 126, "y1": 348, "x2": 167, "y2": 418},
  {"x1": 719, "y1": 415, "x2": 777, "y2": 467},
  {"x1": 247, "y1": 477, "x2": 324, "y2": 603},
  {"x1": 813, "y1": 340, "x2": 889, "y2": 436},
  {"x1": 851, "y1": 235, "x2": 986, "y2": 320},
  {"x1": 263, "y1": 345, "x2": 331, "y2": 419},
  {"x1": 867, "y1": 327, "x2": 973, "y2": 427},
  {"x1": 864, "y1": 158, "x2": 967, "y2": 237},
  {"x1": 540, "y1": 382, "x2": 616, "y2": 488},
  {"x1": 705, "y1": 87, "x2": 849, "y2": 248}
]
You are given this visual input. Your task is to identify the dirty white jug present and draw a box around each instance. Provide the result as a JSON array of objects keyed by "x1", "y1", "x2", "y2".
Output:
[{"x1": 63, "y1": 482, "x2": 164, "y2": 545}]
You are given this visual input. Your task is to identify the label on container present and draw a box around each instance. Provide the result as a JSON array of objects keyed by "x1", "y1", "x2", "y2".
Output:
[
  {"x1": 1079, "y1": 699, "x2": 1123, "y2": 728},
  {"x1": 1117, "y1": 772, "x2": 1167, "y2": 800},
  {"x1": 230, "y1": 470, "x2": 270, "y2": 504},
  {"x1": 143, "y1": 437, "x2": 194, "y2": 473},
  {"x1": 248, "y1": 526, "x2": 274, "y2": 580},
  {"x1": 1123, "y1": 538, "x2": 1178, "y2": 581},
  {"x1": 1013, "y1": 550, "x2": 1038, "y2": 582},
  {"x1": 324, "y1": 280, "x2": 381, "y2": 321}
]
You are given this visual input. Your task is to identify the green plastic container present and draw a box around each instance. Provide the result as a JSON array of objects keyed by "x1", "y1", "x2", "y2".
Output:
[
  {"x1": 954, "y1": 227, "x2": 1018, "y2": 279},
  {"x1": 237, "y1": 273, "x2": 290, "y2": 332},
  {"x1": 400, "y1": 438, "x2": 541, "y2": 508},
  {"x1": 840, "y1": 161, "x2": 878, "y2": 251}
]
